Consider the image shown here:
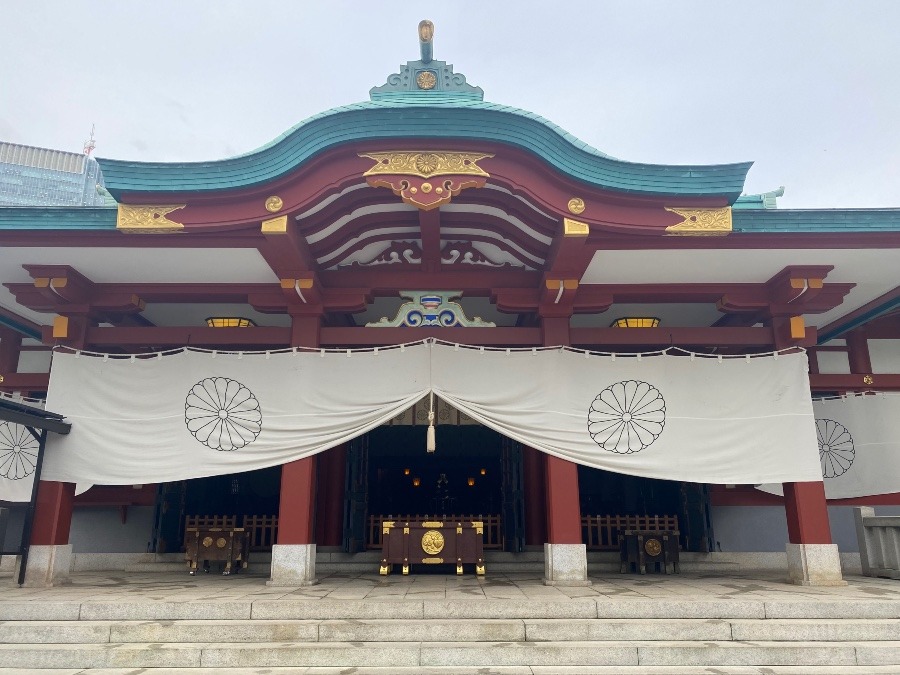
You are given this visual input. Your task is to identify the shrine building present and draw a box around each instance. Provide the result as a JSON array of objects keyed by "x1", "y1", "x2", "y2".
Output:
[{"x1": 1, "y1": 21, "x2": 899, "y2": 588}]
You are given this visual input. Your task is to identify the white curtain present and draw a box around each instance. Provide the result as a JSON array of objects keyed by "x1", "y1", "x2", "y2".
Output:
[
  {"x1": 431, "y1": 344, "x2": 821, "y2": 484},
  {"x1": 757, "y1": 393, "x2": 900, "y2": 499},
  {"x1": 0, "y1": 340, "x2": 822, "y2": 500},
  {"x1": 0, "y1": 420, "x2": 40, "y2": 503}
]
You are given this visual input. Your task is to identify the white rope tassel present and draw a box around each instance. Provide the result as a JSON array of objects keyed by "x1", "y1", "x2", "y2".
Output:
[{"x1": 426, "y1": 392, "x2": 436, "y2": 453}]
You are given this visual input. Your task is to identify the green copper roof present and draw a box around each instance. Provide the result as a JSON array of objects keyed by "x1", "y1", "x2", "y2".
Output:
[
  {"x1": 98, "y1": 97, "x2": 752, "y2": 201},
  {"x1": 0, "y1": 206, "x2": 116, "y2": 230},
  {"x1": 733, "y1": 209, "x2": 900, "y2": 233}
]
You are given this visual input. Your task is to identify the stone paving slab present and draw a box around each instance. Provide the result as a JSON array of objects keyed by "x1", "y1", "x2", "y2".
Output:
[
  {"x1": 730, "y1": 618, "x2": 900, "y2": 641},
  {"x1": 636, "y1": 641, "x2": 860, "y2": 666},
  {"x1": 2, "y1": 668, "x2": 900, "y2": 675},
  {"x1": 525, "y1": 617, "x2": 734, "y2": 641}
]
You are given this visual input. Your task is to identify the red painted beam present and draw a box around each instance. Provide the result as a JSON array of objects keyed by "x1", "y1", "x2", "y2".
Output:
[
  {"x1": 319, "y1": 326, "x2": 542, "y2": 347},
  {"x1": 0, "y1": 372, "x2": 50, "y2": 392},
  {"x1": 570, "y1": 326, "x2": 777, "y2": 347},
  {"x1": 83, "y1": 326, "x2": 291, "y2": 347},
  {"x1": 809, "y1": 373, "x2": 900, "y2": 391}
]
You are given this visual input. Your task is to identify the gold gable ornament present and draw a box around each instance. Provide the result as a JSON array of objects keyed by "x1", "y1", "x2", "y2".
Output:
[
  {"x1": 664, "y1": 207, "x2": 732, "y2": 236},
  {"x1": 116, "y1": 204, "x2": 186, "y2": 233}
]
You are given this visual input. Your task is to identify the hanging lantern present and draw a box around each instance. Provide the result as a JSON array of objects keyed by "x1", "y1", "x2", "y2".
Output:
[
  {"x1": 467, "y1": 477, "x2": 475, "y2": 487},
  {"x1": 412, "y1": 477, "x2": 421, "y2": 487},
  {"x1": 479, "y1": 468, "x2": 486, "y2": 475},
  {"x1": 403, "y1": 468, "x2": 410, "y2": 476},
  {"x1": 206, "y1": 317, "x2": 256, "y2": 328},
  {"x1": 610, "y1": 317, "x2": 660, "y2": 328}
]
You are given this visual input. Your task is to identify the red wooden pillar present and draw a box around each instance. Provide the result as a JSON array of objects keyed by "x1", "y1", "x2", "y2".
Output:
[
  {"x1": 846, "y1": 330, "x2": 872, "y2": 374},
  {"x1": 0, "y1": 328, "x2": 22, "y2": 376},
  {"x1": 783, "y1": 481, "x2": 832, "y2": 544},
  {"x1": 277, "y1": 456, "x2": 317, "y2": 545},
  {"x1": 30, "y1": 481, "x2": 75, "y2": 546},
  {"x1": 522, "y1": 446, "x2": 547, "y2": 546},
  {"x1": 540, "y1": 315, "x2": 582, "y2": 545},
  {"x1": 276, "y1": 312, "x2": 323, "y2": 546},
  {"x1": 314, "y1": 443, "x2": 347, "y2": 546},
  {"x1": 774, "y1": 326, "x2": 835, "y2": 555},
  {"x1": 545, "y1": 454, "x2": 582, "y2": 544}
]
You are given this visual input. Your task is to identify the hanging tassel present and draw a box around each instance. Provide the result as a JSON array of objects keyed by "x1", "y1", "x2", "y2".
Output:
[{"x1": 426, "y1": 392, "x2": 436, "y2": 453}]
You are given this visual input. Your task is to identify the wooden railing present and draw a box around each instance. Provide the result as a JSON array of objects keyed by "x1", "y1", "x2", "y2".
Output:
[
  {"x1": 367, "y1": 514, "x2": 502, "y2": 550},
  {"x1": 185, "y1": 515, "x2": 278, "y2": 551},
  {"x1": 582, "y1": 514, "x2": 679, "y2": 551}
]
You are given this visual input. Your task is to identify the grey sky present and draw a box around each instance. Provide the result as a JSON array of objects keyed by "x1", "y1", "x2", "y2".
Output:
[{"x1": 2, "y1": 1, "x2": 898, "y2": 208}]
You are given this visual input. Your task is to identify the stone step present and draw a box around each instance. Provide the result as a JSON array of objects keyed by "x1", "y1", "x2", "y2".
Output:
[
  {"x1": 1, "y1": 640, "x2": 899, "y2": 669},
  {"x1": 4, "y1": 618, "x2": 900, "y2": 644},
  {"x1": 4, "y1": 668, "x2": 900, "y2": 675},
  {"x1": 3, "y1": 598, "x2": 900, "y2": 621}
]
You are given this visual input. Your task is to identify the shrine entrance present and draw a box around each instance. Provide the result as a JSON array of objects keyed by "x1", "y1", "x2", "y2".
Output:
[{"x1": 345, "y1": 420, "x2": 525, "y2": 554}]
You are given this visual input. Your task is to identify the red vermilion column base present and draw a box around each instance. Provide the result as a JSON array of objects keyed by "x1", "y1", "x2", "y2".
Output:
[
  {"x1": 278, "y1": 456, "x2": 317, "y2": 545},
  {"x1": 30, "y1": 481, "x2": 75, "y2": 546},
  {"x1": 545, "y1": 454, "x2": 581, "y2": 544},
  {"x1": 784, "y1": 481, "x2": 832, "y2": 544}
]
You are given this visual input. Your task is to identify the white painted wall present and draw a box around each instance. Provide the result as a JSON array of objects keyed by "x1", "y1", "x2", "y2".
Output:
[
  {"x1": 16, "y1": 349, "x2": 52, "y2": 373},
  {"x1": 70, "y1": 506, "x2": 156, "y2": 553},
  {"x1": 711, "y1": 505, "x2": 900, "y2": 552},
  {"x1": 869, "y1": 339, "x2": 900, "y2": 374},
  {"x1": 815, "y1": 350, "x2": 850, "y2": 374}
]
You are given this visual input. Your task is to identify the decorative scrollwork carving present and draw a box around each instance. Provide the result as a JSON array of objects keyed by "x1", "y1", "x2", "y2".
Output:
[
  {"x1": 116, "y1": 204, "x2": 186, "y2": 233},
  {"x1": 665, "y1": 207, "x2": 732, "y2": 236},
  {"x1": 360, "y1": 151, "x2": 492, "y2": 178}
]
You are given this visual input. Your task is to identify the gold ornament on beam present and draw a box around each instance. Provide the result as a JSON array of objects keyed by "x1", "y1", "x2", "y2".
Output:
[
  {"x1": 360, "y1": 151, "x2": 492, "y2": 178},
  {"x1": 116, "y1": 204, "x2": 186, "y2": 233},
  {"x1": 664, "y1": 207, "x2": 732, "y2": 236},
  {"x1": 567, "y1": 197, "x2": 586, "y2": 214},
  {"x1": 264, "y1": 196, "x2": 284, "y2": 213}
]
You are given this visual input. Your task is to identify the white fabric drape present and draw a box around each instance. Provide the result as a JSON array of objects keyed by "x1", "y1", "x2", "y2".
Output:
[
  {"x1": 757, "y1": 393, "x2": 900, "y2": 499},
  {"x1": 431, "y1": 345, "x2": 821, "y2": 484},
  {"x1": 3, "y1": 340, "x2": 822, "y2": 499},
  {"x1": 38, "y1": 344, "x2": 430, "y2": 487},
  {"x1": 0, "y1": 397, "x2": 46, "y2": 503}
]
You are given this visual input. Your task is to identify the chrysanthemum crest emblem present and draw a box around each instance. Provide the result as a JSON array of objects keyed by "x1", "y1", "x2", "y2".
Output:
[
  {"x1": 816, "y1": 418, "x2": 854, "y2": 478},
  {"x1": 0, "y1": 422, "x2": 39, "y2": 480},
  {"x1": 588, "y1": 380, "x2": 666, "y2": 454},
  {"x1": 185, "y1": 377, "x2": 262, "y2": 451}
]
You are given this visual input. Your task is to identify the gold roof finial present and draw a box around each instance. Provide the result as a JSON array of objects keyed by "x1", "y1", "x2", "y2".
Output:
[{"x1": 419, "y1": 20, "x2": 434, "y2": 63}]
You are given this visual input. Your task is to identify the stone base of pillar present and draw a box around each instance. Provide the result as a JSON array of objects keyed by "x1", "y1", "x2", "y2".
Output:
[
  {"x1": 14, "y1": 544, "x2": 72, "y2": 587},
  {"x1": 266, "y1": 543, "x2": 318, "y2": 587},
  {"x1": 785, "y1": 543, "x2": 846, "y2": 586},
  {"x1": 543, "y1": 543, "x2": 591, "y2": 586}
]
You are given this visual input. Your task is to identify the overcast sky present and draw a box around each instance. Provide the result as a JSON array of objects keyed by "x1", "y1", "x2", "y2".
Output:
[{"x1": 2, "y1": 1, "x2": 898, "y2": 208}]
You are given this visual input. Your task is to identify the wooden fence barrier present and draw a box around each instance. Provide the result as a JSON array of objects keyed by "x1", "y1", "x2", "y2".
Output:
[
  {"x1": 185, "y1": 515, "x2": 278, "y2": 551},
  {"x1": 582, "y1": 514, "x2": 679, "y2": 551}
]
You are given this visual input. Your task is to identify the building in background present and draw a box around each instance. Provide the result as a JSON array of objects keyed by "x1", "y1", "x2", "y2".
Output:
[{"x1": 0, "y1": 142, "x2": 106, "y2": 207}]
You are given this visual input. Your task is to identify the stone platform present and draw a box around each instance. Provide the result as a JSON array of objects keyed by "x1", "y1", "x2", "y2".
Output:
[{"x1": 0, "y1": 568, "x2": 898, "y2": 672}]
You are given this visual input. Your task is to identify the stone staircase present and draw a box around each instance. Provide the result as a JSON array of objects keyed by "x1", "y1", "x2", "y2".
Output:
[{"x1": 1, "y1": 596, "x2": 899, "y2": 673}]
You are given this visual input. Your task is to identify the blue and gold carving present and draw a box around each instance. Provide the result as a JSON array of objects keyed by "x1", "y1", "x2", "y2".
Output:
[{"x1": 366, "y1": 291, "x2": 495, "y2": 328}]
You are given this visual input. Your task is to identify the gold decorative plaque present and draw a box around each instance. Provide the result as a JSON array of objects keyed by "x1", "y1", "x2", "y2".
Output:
[
  {"x1": 416, "y1": 71, "x2": 437, "y2": 90},
  {"x1": 216, "y1": 537, "x2": 228, "y2": 548},
  {"x1": 665, "y1": 207, "x2": 732, "y2": 236},
  {"x1": 261, "y1": 215, "x2": 288, "y2": 234},
  {"x1": 421, "y1": 530, "x2": 445, "y2": 555},
  {"x1": 265, "y1": 195, "x2": 283, "y2": 213},
  {"x1": 422, "y1": 521, "x2": 443, "y2": 528},
  {"x1": 202, "y1": 536, "x2": 213, "y2": 547},
  {"x1": 863, "y1": 374, "x2": 874, "y2": 385},
  {"x1": 567, "y1": 197, "x2": 586, "y2": 214},
  {"x1": 422, "y1": 557, "x2": 444, "y2": 564},
  {"x1": 360, "y1": 151, "x2": 493, "y2": 178},
  {"x1": 116, "y1": 204, "x2": 186, "y2": 233},
  {"x1": 644, "y1": 538, "x2": 662, "y2": 556},
  {"x1": 563, "y1": 217, "x2": 590, "y2": 237}
]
